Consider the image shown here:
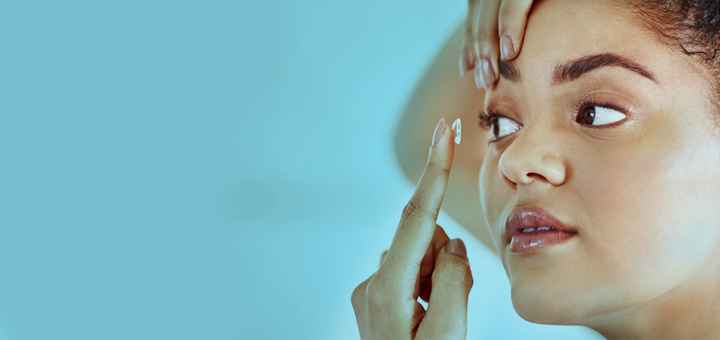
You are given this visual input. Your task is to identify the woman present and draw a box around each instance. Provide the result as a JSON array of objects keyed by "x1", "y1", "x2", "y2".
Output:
[{"x1": 352, "y1": 0, "x2": 720, "y2": 339}]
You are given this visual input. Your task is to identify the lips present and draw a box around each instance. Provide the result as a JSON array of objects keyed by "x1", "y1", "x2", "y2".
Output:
[{"x1": 505, "y1": 206, "x2": 578, "y2": 253}]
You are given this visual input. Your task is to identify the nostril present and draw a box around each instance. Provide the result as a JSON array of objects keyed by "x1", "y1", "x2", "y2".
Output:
[{"x1": 526, "y1": 173, "x2": 545, "y2": 181}]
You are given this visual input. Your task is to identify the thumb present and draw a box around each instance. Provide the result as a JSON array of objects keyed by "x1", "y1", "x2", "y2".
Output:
[{"x1": 416, "y1": 238, "x2": 473, "y2": 339}]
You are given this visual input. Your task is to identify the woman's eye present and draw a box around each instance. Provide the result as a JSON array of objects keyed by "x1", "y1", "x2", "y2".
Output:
[
  {"x1": 491, "y1": 117, "x2": 521, "y2": 140},
  {"x1": 577, "y1": 106, "x2": 626, "y2": 126}
]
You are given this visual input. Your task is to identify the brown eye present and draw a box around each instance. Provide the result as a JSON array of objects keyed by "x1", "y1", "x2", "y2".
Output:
[
  {"x1": 576, "y1": 106, "x2": 626, "y2": 127},
  {"x1": 578, "y1": 107, "x2": 595, "y2": 125}
]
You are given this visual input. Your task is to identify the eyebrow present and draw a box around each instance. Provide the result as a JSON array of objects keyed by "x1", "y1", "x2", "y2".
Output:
[{"x1": 497, "y1": 52, "x2": 657, "y2": 85}]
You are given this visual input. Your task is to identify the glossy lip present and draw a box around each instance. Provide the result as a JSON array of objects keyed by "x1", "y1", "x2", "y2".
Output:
[{"x1": 504, "y1": 206, "x2": 578, "y2": 248}]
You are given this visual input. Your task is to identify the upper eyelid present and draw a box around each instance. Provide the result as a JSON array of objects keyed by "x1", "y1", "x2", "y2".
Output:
[
  {"x1": 480, "y1": 108, "x2": 522, "y2": 128},
  {"x1": 480, "y1": 108, "x2": 519, "y2": 123}
]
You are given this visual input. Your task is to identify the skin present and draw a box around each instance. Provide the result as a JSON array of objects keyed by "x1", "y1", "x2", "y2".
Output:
[{"x1": 479, "y1": 0, "x2": 720, "y2": 338}]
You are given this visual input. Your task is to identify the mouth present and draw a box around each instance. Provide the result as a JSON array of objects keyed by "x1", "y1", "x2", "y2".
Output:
[{"x1": 505, "y1": 206, "x2": 578, "y2": 254}]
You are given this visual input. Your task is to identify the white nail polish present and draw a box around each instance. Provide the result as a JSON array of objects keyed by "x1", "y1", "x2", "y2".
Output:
[{"x1": 452, "y1": 118, "x2": 461, "y2": 145}]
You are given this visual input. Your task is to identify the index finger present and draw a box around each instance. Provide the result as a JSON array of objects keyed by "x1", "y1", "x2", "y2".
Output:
[{"x1": 377, "y1": 118, "x2": 458, "y2": 293}]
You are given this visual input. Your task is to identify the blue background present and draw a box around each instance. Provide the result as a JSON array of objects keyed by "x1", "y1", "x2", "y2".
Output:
[{"x1": 0, "y1": 1, "x2": 603, "y2": 339}]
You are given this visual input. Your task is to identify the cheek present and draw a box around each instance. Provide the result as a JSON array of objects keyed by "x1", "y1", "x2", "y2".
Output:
[{"x1": 575, "y1": 136, "x2": 720, "y2": 303}]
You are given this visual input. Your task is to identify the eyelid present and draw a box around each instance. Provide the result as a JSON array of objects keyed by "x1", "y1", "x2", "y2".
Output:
[
  {"x1": 479, "y1": 108, "x2": 520, "y2": 128},
  {"x1": 577, "y1": 93, "x2": 629, "y2": 114}
]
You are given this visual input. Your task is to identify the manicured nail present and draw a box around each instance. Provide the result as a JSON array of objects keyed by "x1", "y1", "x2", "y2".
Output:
[
  {"x1": 481, "y1": 59, "x2": 495, "y2": 90},
  {"x1": 452, "y1": 118, "x2": 461, "y2": 145},
  {"x1": 459, "y1": 49, "x2": 469, "y2": 77},
  {"x1": 432, "y1": 118, "x2": 446, "y2": 146},
  {"x1": 446, "y1": 239, "x2": 467, "y2": 260},
  {"x1": 500, "y1": 34, "x2": 514, "y2": 60},
  {"x1": 474, "y1": 60, "x2": 483, "y2": 89}
]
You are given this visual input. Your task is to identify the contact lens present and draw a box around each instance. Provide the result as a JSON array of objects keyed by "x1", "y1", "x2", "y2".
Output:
[{"x1": 452, "y1": 118, "x2": 461, "y2": 145}]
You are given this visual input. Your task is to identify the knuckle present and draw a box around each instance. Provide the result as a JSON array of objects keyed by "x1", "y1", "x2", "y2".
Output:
[
  {"x1": 402, "y1": 197, "x2": 437, "y2": 222},
  {"x1": 435, "y1": 165, "x2": 451, "y2": 177},
  {"x1": 474, "y1": 29, "x2": 491, "y2": 42},
  {"x1": 401, "y1": 199, "x2": 419, "y2": 220},
  {"x1": 351, "y1": 282, "x2": 366, "y2": 308},
  {"x1": 352, "y1": 275, "x2": 376, "y2": 309},
  {"x1": 365, "y1": 278, "x2": 391, "y2": 310}
]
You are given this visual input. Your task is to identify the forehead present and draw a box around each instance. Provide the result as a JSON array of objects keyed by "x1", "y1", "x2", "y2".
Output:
[{"x1": 510, "y1": 0, "x2": 668, "y2": 85}]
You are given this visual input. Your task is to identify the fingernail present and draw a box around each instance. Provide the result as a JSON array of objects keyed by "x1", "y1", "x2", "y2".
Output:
[
  {"x1": 452, "y1": 118, "x2": 461, "y2": 145},
  {"x1": 446, "y1": 239, "x2": 467, "y2": 260},
  {"x1": 474, "y1": 60, "x2": 483, "y2": 89},
  {"x1": 459, "y1": 49, "x2": 469, "y2": 77},
  {"x1": 432, "y1": 118, "x2": 445, "y2": 146},
  {"x1": 500, "y1": 34, "x2": 514, "y2": 60},
  {"x1": 482, "y1": 59, "x2": 495, "y2": 90}
]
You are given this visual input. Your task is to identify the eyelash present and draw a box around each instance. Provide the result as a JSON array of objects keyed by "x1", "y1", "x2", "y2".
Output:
[{"x1": 478, "y1": 99, "x2": 628, "y2": 144}]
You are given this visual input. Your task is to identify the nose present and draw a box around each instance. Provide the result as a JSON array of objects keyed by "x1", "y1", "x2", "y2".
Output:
[{"x1": 498, "y1": 124, "x2": 567, "y2": 190}]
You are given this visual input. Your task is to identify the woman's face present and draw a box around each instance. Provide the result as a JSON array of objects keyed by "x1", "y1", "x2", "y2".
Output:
[{"x1": 479, "y1": 0, "x2": 720, "y2": 326}]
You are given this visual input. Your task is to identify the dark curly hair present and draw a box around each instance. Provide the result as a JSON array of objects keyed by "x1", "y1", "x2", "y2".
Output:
[{"x1": 632, "y1": 0, "x2": 720, "y2": 60}]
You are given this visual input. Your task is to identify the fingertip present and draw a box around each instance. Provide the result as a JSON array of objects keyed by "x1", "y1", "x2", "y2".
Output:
[
  {"x1": 481, "y1": 58, "x2": 496, "y2": 91},
  {"x1": 432, "y1": 118, "x2": 446, "y2": 146},
  {"x1": 429, "y1": 118, "x2": 456, "y2": 163},
  {"x1": 445, "y1": 238, "x2": 467, "y2": 261},
  {"x1": 473, "y1": 43, "x2": 499, "y2": 90},
  {"x1": 427, "y1": 116, "x2": 457, "y2": 176},
  {"x1": 498, "y1": 0, "x2": 534, "y2": 60},
  {"x1": 500, "y1": 34, "x2": 515, "y2": 60},
  {"x1": 474, "y1": 61, "x2": 483, "y2": 89}
]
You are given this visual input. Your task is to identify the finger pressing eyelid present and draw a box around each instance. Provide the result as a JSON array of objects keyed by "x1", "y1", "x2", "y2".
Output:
[
  {"x1": 474, "y1": 0, "x2": 501, "y2": 89},
  {"x1": 498, "y1": 0, "x2": 534, "y2": 60}
]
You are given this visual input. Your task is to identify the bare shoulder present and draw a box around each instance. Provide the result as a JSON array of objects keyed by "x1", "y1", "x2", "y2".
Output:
[{"x1": 394, "y1": 21, "x2": 495, "y2": 254}]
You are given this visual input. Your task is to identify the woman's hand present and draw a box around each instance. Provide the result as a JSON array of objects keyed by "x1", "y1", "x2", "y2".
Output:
[
  {"x1": 351, "y1": 118, "x2": 474, "y2": 339},
  {"x1": 460, "y1": 0, "x2": 535, "y2": 89}
]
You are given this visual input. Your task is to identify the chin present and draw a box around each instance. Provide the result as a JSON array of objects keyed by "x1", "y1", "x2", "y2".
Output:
[
  {"x1": 509, "y1": 277, "x2": 614, "y2": 326},
  {"x1": 511, "y1": 285, "x2": 577, "y2": 325}
]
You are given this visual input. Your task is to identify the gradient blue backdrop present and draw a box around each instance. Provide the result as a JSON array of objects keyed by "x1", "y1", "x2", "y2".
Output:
[{"x1": 0, "y1": 1, "x2": 603, "y2": 339}]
